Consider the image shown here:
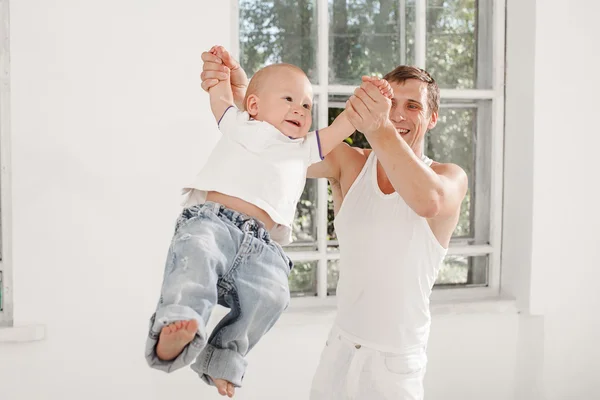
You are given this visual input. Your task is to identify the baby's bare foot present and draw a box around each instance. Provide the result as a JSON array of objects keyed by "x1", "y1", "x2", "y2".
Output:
[
  {"x1": 213, "y1": 377, "x2": 235, "y2": 398},
  {"x1": 156, "y1": 319, "x2": 198, "y2": 361}
]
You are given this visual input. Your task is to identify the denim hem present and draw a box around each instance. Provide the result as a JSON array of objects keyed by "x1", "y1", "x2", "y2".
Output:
[
  {"x1": 192, "y1": 344, "x2": 248, "y2": 388},
  {"x1": 144, "y1": 306, "x2": 207, "y2": 373}
]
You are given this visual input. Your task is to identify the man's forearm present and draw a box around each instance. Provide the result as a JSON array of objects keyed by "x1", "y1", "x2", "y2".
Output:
[{"x1": 365, "y1": 125, "x2": 444, "y2": 217}]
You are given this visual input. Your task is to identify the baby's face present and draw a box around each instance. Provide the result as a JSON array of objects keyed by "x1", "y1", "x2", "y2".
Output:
[{"x1": 254, "y1": 70, "x2": 313, "y2": 139}]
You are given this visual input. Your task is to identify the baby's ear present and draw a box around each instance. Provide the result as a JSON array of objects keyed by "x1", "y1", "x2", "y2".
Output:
[{"x1": 246, "y1": 94, "x2": 259, "y2": 117}]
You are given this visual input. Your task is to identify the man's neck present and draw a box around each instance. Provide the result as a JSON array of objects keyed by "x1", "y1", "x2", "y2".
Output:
[{"x1": 410, "y1": 141, "x2": 425, "y2": 160}]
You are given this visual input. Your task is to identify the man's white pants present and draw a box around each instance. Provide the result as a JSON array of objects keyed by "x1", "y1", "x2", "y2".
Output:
[{"x1": 309, "y1": 326, "x2": 427, "y2": 400}]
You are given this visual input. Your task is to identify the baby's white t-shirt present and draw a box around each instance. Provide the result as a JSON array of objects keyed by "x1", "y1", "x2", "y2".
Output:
[{"x1": 182, "y1": 106, "x2": 323, "y2": 245}]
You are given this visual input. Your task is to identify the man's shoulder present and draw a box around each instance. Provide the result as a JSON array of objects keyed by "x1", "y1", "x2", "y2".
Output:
[
  {"x1": 307, "y1": 143, "x2": 367, "y2": 181},
  {"x1": 333, "y1": 142, "x2": 369, "y2": 159},
  {"x1": 329, "y1": 143, "x2": 370, "y2": 169},
  {"x1": 330, "y1": 144, "x2": 372, "y2": 185},
  {"x1": 430, "y1": 160, "x2": 468, "y2": 182}
]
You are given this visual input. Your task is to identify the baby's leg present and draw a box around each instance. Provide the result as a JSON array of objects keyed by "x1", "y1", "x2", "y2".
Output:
[
  {"x1": 191, "y1": 233, "x2": 293, "y2": 392},
  {"x1": 145, "y1": 206, "x2": 236, "y2": 373}
]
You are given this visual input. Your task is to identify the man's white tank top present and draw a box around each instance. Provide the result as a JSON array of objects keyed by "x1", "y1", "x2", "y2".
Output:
[{"x1": 333, "y1": 151, "x2": 447, "y2": 353}]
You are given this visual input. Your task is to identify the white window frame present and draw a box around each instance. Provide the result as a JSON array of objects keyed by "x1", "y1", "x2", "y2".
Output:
[
  {"x1": 233, "y1": 0, "x2": 506, "y2": 301},
  {"x1": 0, "y1": 0, "x2": 12, "y2": 327}
]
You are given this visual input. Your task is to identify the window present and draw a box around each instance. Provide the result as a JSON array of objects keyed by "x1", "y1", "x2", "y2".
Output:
[
  {"x1": 237, "y1": 0, "x2": 505, "y2": 299},
  {"x1": 0, "y1": 0, "x2": 12, "y2": 327}
]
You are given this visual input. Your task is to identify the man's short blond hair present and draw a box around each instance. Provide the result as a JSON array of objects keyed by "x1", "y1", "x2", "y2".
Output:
[{"x1": 242, "y1": 63, "x2": 308, "y2": 111}]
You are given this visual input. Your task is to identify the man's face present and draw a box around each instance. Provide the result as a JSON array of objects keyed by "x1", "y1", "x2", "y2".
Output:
[{"x1": 387, "y1": 79, "x2": 438, "y2": 152}]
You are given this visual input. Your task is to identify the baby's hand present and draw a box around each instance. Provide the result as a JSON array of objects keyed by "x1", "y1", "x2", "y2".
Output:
[
  {"x1": 208, "y1": 45, "x2": 242, "y2": 77},
  {"x1": 209, "y1": 45, "x2": 225, "y2": 61},
  {"x1": 203, "y1": 45, "x2": 249, "y2": 107},
  {"x1": 362, "y1": 76, "x2": 394, "y2": 99},
  {"x1": 208, "y1": 45, "x2": 230, "y2": 77}
]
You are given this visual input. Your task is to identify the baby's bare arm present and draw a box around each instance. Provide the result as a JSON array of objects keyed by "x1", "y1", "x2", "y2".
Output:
[{"x1": 315, "y1": 111, "x2": 355, "y2": 158}]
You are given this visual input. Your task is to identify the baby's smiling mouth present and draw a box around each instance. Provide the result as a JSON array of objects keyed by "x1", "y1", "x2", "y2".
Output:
[{"x1": 285, "y1": 119, "x2": 301, "y2": 127}]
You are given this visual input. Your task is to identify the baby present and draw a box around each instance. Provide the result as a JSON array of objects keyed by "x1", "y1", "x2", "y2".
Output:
[{"x1": 145, "y1": 45, "x2": 393, "y2": 397}]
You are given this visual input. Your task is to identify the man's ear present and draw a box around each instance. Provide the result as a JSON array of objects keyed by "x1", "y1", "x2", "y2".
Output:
[
  {"x1": 427, "y1": 110, "x2": 438, "y2": 130},
  {"x1": 246, "y1": 94, "x2": 259, "y2": 117}
]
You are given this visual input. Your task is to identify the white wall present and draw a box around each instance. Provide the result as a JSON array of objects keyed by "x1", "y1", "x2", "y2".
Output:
[
  {"x1": 505, "y1": 0, "x2": 600, "y2": 399},
  {"x1": 0, "y1": 1, "x2": 598, "y2": 400},
  {"x1": 1, "y1": 0, "x2": 234, "y2": 398},
  {"x1": 529, "y1": 0, "x2": 600, "y2": 398}
]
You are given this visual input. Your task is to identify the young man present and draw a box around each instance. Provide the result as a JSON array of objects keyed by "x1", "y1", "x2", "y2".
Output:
[{"x1": 201, "y1": 53, "x2": 468, "y2": 400}]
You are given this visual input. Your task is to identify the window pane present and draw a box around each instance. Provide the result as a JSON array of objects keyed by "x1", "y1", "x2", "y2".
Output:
[
  {"x1": 327, "y1": 182, "x2": 337, "y2": 241},
  {"x1": 327, "y1": 100, "x2": 371, "y2": 242},
  {"x1": 327, "y1": 259, "x2": 341, "y2": 295},
  {"x1": 291, "y1": 178, "x2": 318, "y2": 245},
  {"x1": 0, "y1": 271, "x2": 3, "y2": 311},
  {"x1": 427, "y1": 103, "x2": 476, "y2": 238},
  {"x1": 435, "y1": 255, "x2": 488, "y2": 286},
  {"x1": 326, "y1": 255, "x2": 487, "y2": 293},
  {"x1": 289, "y1": 261, "x2": 318, "y2": 296},
  {"x1": 288, "y1": 98, "x2": 319, "y2": 247},
  {"x1": 426, "y1": 0, "x2": 477, "y2": 89},
  {"x1": 328, "y1": 96, "x2": 370, "y2": 149},
  {"x1": 239, "y1": 0, "x2": 319, "y2": 83},
  {"x1": 329, "y1": 0, "x2": 415, "y2": 85}
]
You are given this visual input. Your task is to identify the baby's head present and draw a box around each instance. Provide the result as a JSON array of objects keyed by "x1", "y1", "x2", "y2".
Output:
[{"x1": 243, "y1": 64, "x2": 313, "y2": 139}]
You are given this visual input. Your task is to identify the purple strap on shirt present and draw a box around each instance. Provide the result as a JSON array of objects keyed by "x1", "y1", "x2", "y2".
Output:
[
  {"x1": 315, "y1": 130, "x2": 324, "y2": 160},
  {"x1": 218, "y1": 105, "x2": 234, "y2": 127}
]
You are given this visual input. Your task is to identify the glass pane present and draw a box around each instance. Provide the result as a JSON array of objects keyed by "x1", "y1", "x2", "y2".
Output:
[
  {"x1": 239, "y1": 0, "x2": 319, "y2": 83},
  {"x1": 328, "y1": 96, "x2": 370, "y2": 148},
  {"x1": 327, "y1": 99, "x2": 370, "y2": 242},
  {"x1": 327, "y1": 182, "x2": 337, "y2": 241},
  {"x1": 289, "y1": 261, "x2": 318, "y2": 296},
  {"x1": 435, "y1": 255, "x2": 488, "y2": 286},
  {"x1": 329, "y1": 0, "x2": 415, "y2": 85},
  {"x1": 311, "y1": 96, "x2": 319, "y2": 131},
  {"x1": 0, "y1": 271, "x2": 3, "y2": 311},
  {"x1": 327, "y1": 259, "x2": 341, "y2": 295},
  {"x1": 326, "y1": 255, "x2": 487, "y2": 293},
  {"x1": 291, "y1": 178, "x2": 318, "y2": 245},
  {"x1": 289, "y1": 98, "x2": 319, "y2": 247},
  {"x1": 427, "y1": 103, "x2": 476, "y2": 238},
  {"x1": 426, "y1": 0, "x2": 477, "y2": 89}
]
